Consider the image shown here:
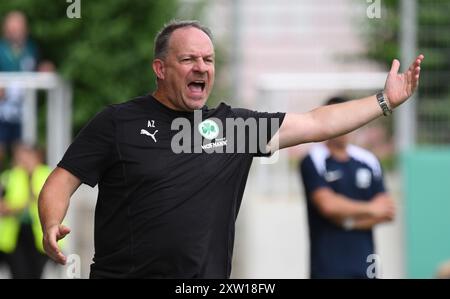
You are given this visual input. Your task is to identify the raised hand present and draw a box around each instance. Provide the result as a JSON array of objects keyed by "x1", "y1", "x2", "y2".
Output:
[{"x1": 384, "y1": 54, "x2": 424, "y2": 109}]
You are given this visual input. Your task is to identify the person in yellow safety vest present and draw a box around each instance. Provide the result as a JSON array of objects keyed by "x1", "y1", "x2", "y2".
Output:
[{"x1": 0, "y1": 143, "x2": 52, "y2": 278}]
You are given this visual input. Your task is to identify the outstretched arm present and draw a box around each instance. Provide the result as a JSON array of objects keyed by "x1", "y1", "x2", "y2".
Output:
[
  {"x1": 268, "y1": 55, "x2": 424, "y2": 151},
  {"x1": 38, "y1": 167, "x2": 81, "y2": 265}
]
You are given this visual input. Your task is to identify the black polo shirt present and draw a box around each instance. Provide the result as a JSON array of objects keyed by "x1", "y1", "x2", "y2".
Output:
[{"x1": 58, "y1": 95, "x2": 285, "y2": 278}]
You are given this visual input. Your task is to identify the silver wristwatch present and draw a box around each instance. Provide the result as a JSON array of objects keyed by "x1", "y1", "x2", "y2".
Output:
[{"x1": 376, "y1": 92, "x2": 392, "y2": 116}]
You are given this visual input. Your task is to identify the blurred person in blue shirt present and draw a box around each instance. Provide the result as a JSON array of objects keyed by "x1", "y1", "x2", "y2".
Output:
[
  {"x1": 0, "y1": 11, "x2": 39, "y2": 169},
  {"x1": 299, "y1": 96, "x2": 396, "y2": 279},
  {"x1": 0, "y1": 11, "x2": 54, "y2": 170},
  {"x1": 0, "y1": 11, "x2": 38, "y2": 72}
]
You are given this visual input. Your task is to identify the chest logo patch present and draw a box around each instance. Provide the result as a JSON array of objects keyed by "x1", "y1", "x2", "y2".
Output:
[
  {"x1": 140, "y1": 120, "x2": 158, "y2": 142},
  {"x1": 356, "y1": 168, "x2": 372, "y2": 189},
  {"x1": 198, "y1": 119, "x2": 219, "y2": 140},
  {"x1": 324, "y1": 170, "x2": 343, "y2": 182}
]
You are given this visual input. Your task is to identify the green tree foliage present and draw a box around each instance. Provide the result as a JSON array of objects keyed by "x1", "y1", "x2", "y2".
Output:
[
  {"x1": 0, "y1": 0, "x2": 178, "y2": 133},
  {"x1": 363, "y1": 0, "x2": 450, "y2": 144}
]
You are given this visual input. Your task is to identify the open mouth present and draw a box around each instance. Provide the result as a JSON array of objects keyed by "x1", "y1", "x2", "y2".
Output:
[{"x1": 187, "y1": 80, "x2": 206, "y2": 93}]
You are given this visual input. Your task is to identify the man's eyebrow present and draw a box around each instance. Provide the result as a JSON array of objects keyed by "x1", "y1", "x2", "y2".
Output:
[{"x1": 178, "y1": 53, "x2": 215, "y2": 58}]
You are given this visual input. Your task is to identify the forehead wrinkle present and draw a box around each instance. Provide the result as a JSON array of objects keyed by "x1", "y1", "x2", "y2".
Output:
[{"x1": 167, "y1": 28, "x2": 214, "y2": 57}]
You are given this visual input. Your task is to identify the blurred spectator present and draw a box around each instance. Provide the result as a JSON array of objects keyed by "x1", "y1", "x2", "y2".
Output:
[
  {"x1": 0, "y1": 11, "x2": 54, "y2": 170},
  {"x1": 0, "y1": 11, "x2": 37, "y2": 72},
  {"x1": 0, "y1": 142, "x2": 51, "y2": 278},
  {"x1": 299, "y1": 96, "x2": 396, "y2": 279},
  {"x1": 0, "y1": 179, "x2": 4, "y2": 272}
]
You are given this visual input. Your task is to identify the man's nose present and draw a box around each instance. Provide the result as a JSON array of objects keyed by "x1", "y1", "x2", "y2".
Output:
[{"x1": 193, "y1": 58, "x2": 208, "y2": 73}]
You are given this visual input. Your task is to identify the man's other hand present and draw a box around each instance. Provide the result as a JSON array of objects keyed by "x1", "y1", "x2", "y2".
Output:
[{"x1": 43, "y1": 224, "x2": 71, "y2": 265}]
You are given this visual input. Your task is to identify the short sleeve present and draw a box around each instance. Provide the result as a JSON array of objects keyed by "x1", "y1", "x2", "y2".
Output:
[
  {"x1": 299, "y1": 155, "x2": 329, "y2": 197},
  {"x1": 58, "y1": 106, "x2": 116, "y2": 187},
  {"x1": 231, "y1": 108, "x2": 285, "y2": 157},
  {"x1": 371, "y1": 161, "x2": 386, "y2": 194}
]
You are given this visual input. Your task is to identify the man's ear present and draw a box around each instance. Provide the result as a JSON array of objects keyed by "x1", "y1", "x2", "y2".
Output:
[{"x1": 152, "y1": 59, "x2": 165, "y2": 80}]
